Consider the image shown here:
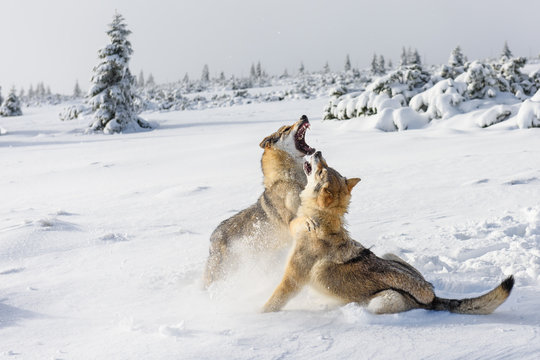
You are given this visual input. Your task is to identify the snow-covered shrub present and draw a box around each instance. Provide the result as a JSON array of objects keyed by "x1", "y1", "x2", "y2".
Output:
[
  {"x1": 439, "y1": 46, "x2": 467, "y2": 80},
  {"x1": 498, "y1": 57, "x2": 535, "y2": 99},
  {"x1": 475, "y1": 105, "x2": 514, "y2": 128},
  {"x1": 59, "y1": 104, "x2": 90, "y2": 121},
  {"x1": 409, "y1": 79, "x2": 466, "y2": 120},
  {"x1": 87, "y1": 12, "x2": 151, "y2": 134},
  {"x1": 0, "y1": 88, "x2": 23, "y2": 117},
  {"x1": 324, "y1": 63, "x2": 430, "y2": 121},
  {"x1": 516, "y1": 89, "x2": 540, "y2": 128},
  {"x1": 458, "y1": 61, "x2": 500, "y2": 99}
]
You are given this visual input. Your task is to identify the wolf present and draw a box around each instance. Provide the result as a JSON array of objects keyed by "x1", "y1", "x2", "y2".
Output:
[
  {"x1": 203, "y1": 115, "x2": 316, "y2": 288},
  {"x1": 262, "y1": 151, "x2": 514, "y2": 314}
]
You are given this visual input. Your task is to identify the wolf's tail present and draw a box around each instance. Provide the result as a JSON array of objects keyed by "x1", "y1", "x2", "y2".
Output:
[{"x1": 427, "y1": 275, "x2": 514, "y2": 315}]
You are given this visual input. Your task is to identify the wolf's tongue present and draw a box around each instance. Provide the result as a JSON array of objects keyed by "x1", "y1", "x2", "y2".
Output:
[{"x1": 303, "y1": 161, "x2": 312, "y2": 175}]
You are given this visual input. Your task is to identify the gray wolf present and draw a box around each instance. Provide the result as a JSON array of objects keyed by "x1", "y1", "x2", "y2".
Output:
[{"x1": 263, "y1": 151, "x2": 514, "y2": 314}]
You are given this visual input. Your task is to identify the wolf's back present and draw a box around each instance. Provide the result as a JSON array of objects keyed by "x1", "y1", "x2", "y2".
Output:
[{"x1": 429, "y1": 276, "x2": 514, "y2": 315}]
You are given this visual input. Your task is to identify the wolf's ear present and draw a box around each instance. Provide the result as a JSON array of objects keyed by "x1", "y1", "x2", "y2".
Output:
[
  {"x1": 259, "y1": 126, "x2": 287, "y2": 148},
  {"x1": 259, "y1": 135, "x2": 275, "y2": 149},
  {"x1": 317, "y1": 187, "x2": 334, "y2": 208},
  {"x1": 346, "y1": 178, "x2": 361, "y2": 193}
]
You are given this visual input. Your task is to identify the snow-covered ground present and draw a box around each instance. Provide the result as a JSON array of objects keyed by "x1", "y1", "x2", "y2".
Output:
[{"x1": 1, "y1": 99, "x2": 540, "y2": 359}]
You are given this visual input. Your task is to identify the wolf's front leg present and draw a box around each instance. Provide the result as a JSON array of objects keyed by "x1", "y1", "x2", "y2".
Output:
[{"x1": 262, "y1": 267, "x2": 306, "y2": 312}]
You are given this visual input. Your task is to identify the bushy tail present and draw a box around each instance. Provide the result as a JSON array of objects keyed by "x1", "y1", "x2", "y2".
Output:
[{"x1": 428, "y1": 276, "x2": 514, "y2": 315}]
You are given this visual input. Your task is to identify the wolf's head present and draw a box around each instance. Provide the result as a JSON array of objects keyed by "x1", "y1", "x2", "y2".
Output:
[
  {"x1": 259, "y1": 115, "x2": 315, "y2": 159},
  {"x1": 300, "y1": 151, "x2": 361, "y2": 216}
]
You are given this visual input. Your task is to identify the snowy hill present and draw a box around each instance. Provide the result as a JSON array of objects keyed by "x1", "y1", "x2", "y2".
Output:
[{"x1": 1, "y1": 99, "x2": 540, "y2": 359}]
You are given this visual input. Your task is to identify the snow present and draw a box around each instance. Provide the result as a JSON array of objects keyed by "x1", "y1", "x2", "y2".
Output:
[{"x1": 1, "y1": 98, "x2": 540, "y2": 359}]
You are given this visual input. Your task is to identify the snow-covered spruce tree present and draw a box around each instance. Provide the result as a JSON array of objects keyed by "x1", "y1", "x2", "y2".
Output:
[
  {"x1": 378, "y1": 55, "x2": 386, "y2": 74},
  {"x1": 138, "y1": 70, "x2": 145, "y2": 88},
  {"x1": 440, "y1": 45, "x2": 467, "y2": 79},
  {"x1": 370, "y1": 54, "x2": 379, "y2": 75},
  {"x1": 501, "y1": 41, "x2": 513, "y2": 61},
  {"x1": 201, "y1": 64, "x2": 210, "y2": 83},
  {"x1": 73, "y1": 80, "x2": 82, "y2": 98},
  {"x1": 146, "y1": 73, "x2": 155, "y2": 88},
  {"x1": 0, "y1": 86, "x2": 3, "y2": 107},
  {"x1": 0, "y1": 87, "x2": 23, "y2": 117},
  {"x1": 87, "y1": 12, "x2": 150, "y2": 133},
  {"x1": 344, "y1": 54, "x2": 352, "y2": 72}
]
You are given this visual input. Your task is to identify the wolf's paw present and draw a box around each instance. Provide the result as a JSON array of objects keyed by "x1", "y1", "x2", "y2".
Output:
[{"x1": 305, "y1": 218, "x2": 319, "y2": 232}]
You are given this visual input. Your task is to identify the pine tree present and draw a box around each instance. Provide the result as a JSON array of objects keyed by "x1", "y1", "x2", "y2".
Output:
[
  {"x1": 0, "y1": 87, "x2": 23, "y2": 117},
  {"x1": 400, "y1": 47, "x2": 408, "y2": 67},
  {"x1": 250, "y1": 63, "x2": 257, "y2": 79},
  {"x1": 0, "y1": 86, "x2": 3, "y2": 106},
  {"x1": 344, "y1": 54, "x2": 352, "y2": 72},
  {"x1": 27, "y1": 85, "x2": 34, "y2": 99},
  {"x1": 73, "y1": 80, "x2": 82, "y2": 98},
  {"x1": 501, "y1": 41, "x2": 513, "y2": 60},
  {"x1": 299, "y1": 62, "x2": 305, "y2": 75},
  {"x1": 281, "y1": 68, "x2": 289, "y2": 78},
  {"x1": 323, "y1": 61, "x2": 330, "y2": 73},
  {"x1": 183, "y1": 73, "x2": 190, "y2": 83},
  {"x1": 201, "y1": 64, "x2": 210, "y2": 82},
  {"x1": 146, "y1": 73, "x2": 155, "y2": 87},
  {"x1": 87, "y1": 12, "x2": 150, "y2": 133},
  {"x1": 449, "y1": 45, "x2": 466, "y2": 67},
  {"x1": 370, "y1": 53, "x2": 379, "y2": 74},
  {"x1": 388, "y1": 59, "x2": 393, "y2": 70},
  {"x1": 378, "y1": 55, "x2": 386, "y2": 74},
  {"x1": 256, "y1": 61, "x2": 263, "y2": 78},
  {"x1": 138, "y1": 70, "x2": 145, "y2": 87}
]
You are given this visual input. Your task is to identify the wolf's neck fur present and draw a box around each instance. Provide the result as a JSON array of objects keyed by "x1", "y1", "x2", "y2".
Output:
[
  {"x1": 298, "y1": 203, "x2": 348, "y2": 235},
  {"x1": 261, "y1": 148, "x2": 305, "y2": 189}
]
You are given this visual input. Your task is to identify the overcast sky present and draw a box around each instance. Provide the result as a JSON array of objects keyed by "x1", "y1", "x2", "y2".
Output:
[{"x1": 1, "y1": 0, "x2": 539, "y2": 95}]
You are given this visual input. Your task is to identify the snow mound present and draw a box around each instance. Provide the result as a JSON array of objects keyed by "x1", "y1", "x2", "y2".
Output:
[{"x1": 516, "y1": 89, "x2": 540, "y2": 128}]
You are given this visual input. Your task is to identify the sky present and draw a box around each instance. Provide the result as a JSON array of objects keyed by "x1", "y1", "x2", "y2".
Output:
[{"x1": 1, "y1": 0, "x2": 540, "y2": 95}]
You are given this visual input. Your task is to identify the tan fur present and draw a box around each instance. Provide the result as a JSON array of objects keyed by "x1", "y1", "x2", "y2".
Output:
[
  {"x1": 263, "y1": 152, "x2": 514, "y2": 315},
  {"x1": 203, "y1": 116, "x2": 314, "y2": 288}
]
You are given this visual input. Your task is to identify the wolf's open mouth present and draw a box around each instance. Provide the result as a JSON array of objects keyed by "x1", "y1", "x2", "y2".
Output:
[
  {"x1": 303, "y1": 161, "x2": 312, "y2": 175},
  {"x1": 295, "y1": 116, "x2": 315, "y2": 155}
]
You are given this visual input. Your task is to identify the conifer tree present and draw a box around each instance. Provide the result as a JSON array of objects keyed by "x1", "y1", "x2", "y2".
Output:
[
  {"x1": 27, "y1": 85, "x2": 34, "y2": 99},
  {"x1": 0, "y1": 87, "x2": 23, "y2": 117},
  {"x1": 344, "y1": 54, "x2": 352, "y2": 72},
  {"x1": 73, "y1": 80, "x2": 82, "y2": 98},
  {"x1": 323, "y1": 61, "x2": 330, "y2": 73},
  {"x1": 400, "y1": 47, "x2": 408, "y2": 66},
  {"x1": 449, "y1": 45, "x2": 466, "y2": 67},
  {"x1": 0, "y1": 86, "x2": 3, "y2": 107},
  {"x1": 298, "y1": 62, "x2": 305, "y2": 75},
  {"x1": 256, "y1": 61, "x2": 263, "y2": 78},
  {"x1": 138, "y1": 70, "x2": 145, "y2": 87},
  {"x1": 146, "y1": 73, "x2": 155, "y2": 87},
  {"x1": 250, "y1": 63, "x2": 257, "y2": 79},
  {"x1": 379, "y1": 55, "x2": 386, "y2": 74},
  {"x1": 501, "y1": 41, "x2": 513, "y2": 60},
  {"x1": 370, "y1": 53, "x2": 379, "y2": 74},
  {"x1": 183, "y1": 73, "x2": 190, "y2": 83},
  {"x1": 87, "y1": 12, "x2": 150, "y2": 133},
  {"x1": 201, "y1": 64, "x2": 210, "y2": 82}
]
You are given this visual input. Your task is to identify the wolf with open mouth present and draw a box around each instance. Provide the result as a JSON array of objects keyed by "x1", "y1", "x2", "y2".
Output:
[
  {"x1": 203, "y1": 115, "x2": 315, "y2": 287},
  {"x1": 263, "y1": 151, "x2": 514, "y2": 314}
]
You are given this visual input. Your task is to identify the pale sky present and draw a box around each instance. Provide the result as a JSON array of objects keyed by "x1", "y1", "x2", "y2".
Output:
[{"x1": 1, "y1": 0, "x2": 539, "y2": 95}]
